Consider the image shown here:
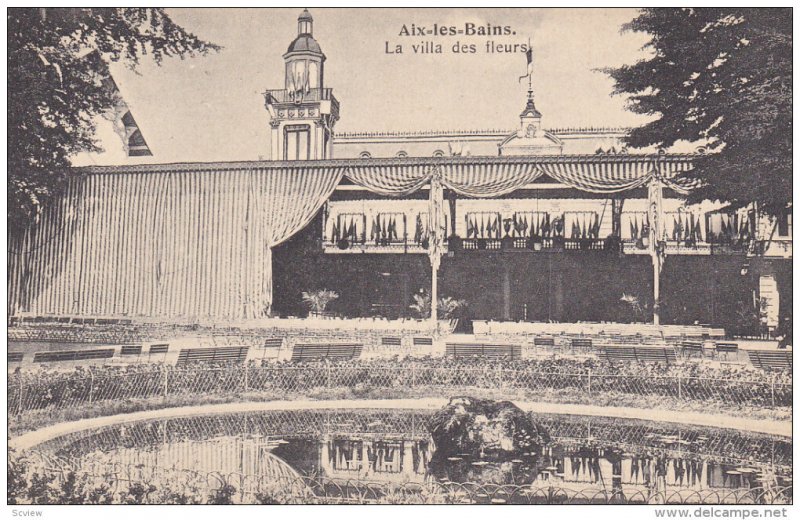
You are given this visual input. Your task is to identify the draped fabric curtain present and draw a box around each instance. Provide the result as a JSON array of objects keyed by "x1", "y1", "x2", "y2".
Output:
[
  {"x1": 439, "y1": 163, "x2": 544, "y2": 197},
  {"x1": 538, "y1": 161, "x2": 655, "y2": 193},
  {"x1": 345, "y1": 164, "x2": 433, "y2": 196},
  {"x1": 8, "y1": 166, "x2": 344, "y2": 319},
  {"x1": 654, "y1": 160, "x2": 697, "y2": 195},
  {"x1": 345, "y1": 162, "x2": 543, "y2": 197},
  {"x1": 245, "y1": 166, "x2": 346, "y2": 317},
  {"x1": 538, "y1": 159, "x2": 695, "y2": 194}
]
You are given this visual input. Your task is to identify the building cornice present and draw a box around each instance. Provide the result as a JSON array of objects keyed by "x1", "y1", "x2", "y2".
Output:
[
  {"x1": 77, "y1": 153, "x2": 695, "y2": 175},
  {"x1": 334, "y1": 126, "x2": 630, "y2": 140}
]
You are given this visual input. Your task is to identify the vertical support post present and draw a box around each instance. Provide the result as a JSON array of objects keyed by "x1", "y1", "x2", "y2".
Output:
[
  {"x1": 653, "y1": 256, "x2": 661, "y2": 326},
  {"x1": 428, "y1": 171, "x2": 444, "y2": 329},
  {"x1": 447, "y1": 190, "x2": 457, "y2": 237},
  {"x1": 648, "y1": 175, "x2": 665, "y2": 326},
  {"x1": 244, "y1": 364, "x2": 249, "y2": 392},
  {"x1": 431, "y1": 261, "x2": 439, "y2": 324},
  {"x1": 611, "y1": 198, "x2": 624, "y2": 239},
  {"x1": 678, "y1": 374, "x2": 682, "y2": 400}
]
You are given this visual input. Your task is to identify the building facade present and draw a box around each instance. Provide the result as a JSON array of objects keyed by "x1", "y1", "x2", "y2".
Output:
[
  {"x1": 268, "y1": 11, "x2": 791, "y2": 334},
  {"x1": 7, "y1": 10, "x2": 792, "y2": 336}
]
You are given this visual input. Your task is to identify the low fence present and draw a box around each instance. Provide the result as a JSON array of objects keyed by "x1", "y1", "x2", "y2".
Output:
[
  {"x1": 8, "y1": 363, "x2": 792, "y2": 414},
  {"x1": 12, "y1": 453, "x2": 794, "y2": 505}
]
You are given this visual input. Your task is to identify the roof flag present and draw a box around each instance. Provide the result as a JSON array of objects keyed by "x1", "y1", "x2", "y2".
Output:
[{"x1": 519, "y1": 43, "x2": 533, "y2": 83}]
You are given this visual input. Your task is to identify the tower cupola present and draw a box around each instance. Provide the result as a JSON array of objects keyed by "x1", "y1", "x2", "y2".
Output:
[{"x1": 284, "y1": 9, "x2": 325, "y2": 94}]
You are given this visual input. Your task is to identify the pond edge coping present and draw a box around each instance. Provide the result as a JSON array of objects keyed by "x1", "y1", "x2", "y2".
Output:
[{"x1": 9, "y1": 398, "x2": 791, "y2": 451}]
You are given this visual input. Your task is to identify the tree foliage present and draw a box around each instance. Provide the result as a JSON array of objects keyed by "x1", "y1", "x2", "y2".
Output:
[
  {"x1": 606, "y1": 8, "x2": 791, "y2": 217},
  {"x1": 8, "y1": 8, "x2": 219, "y2": 235}
]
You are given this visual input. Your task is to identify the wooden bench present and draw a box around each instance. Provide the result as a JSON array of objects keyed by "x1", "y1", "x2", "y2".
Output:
[
  {"x1": 381, "y1": 336, "x2": 402, "y2": 346},
  {"x1": 8, "y1": 352, "x2": 24, "y2": 364},
  {"x1": 571, "y1": 338, "x2": 593, "y2": 352},
  {"x1": 602, "y1": 346, "x2": 677, "y2": 366},
  {"x1": 33, "y1": 348, "x2": 115, "y2": 363},
  {"x1": 678, "y1": 340, "x2": 705, "y2": 359},
  {"x1": 714, "y1": 342, "x2": 739, "y2": 361},
  {"x1": 533, "y1": 337, "x2": 555, "y2": 348},
  {"x1": 148, "y1": 344, "x2": 170, "y2": 354},
  {"x1": 445, "y1": 343, "x2": 522, "y2": 360},
  {"x1": 709, "y1": 328, "x2": 726, "y2": 339},
  {"x1": 748, "y1": 350, "x2": 792, "y2": 372},
  {"x1": 263, "y1": 338, "x2": 283, "y2": 349},
  {"x1": 413, "y1": 337, "x2": 433, "y2": 346},
  {"x1": 290, "y1": 343, "x2": 363, "y2": 362},
  {"x1": 120, "y1": 345, "x2": 142, "y2": 356},
  {"x1": 176, "y1": 346, "x2": 249, "y2": 366}
]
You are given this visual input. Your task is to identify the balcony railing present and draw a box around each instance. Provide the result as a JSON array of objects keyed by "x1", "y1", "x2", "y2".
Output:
[
  {"x1": 459, "y1": 236, "x2": 612, "y2": 253},
  {"x1": 264, "y1": 88, "x2": 337, "y2": 105}
]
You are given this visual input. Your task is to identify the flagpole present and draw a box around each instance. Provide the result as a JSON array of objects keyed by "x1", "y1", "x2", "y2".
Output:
[{"x1": 527, "y1": 37, "x2": 532, "y2": 93}]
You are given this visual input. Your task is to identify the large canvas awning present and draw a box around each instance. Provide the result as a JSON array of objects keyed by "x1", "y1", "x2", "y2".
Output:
[
  {"x1": 8, "y1": 154, "x2": 696, "y2": 320},
  {"x1": 8, "y1": 164, "x2": 345, "y2": 319}
]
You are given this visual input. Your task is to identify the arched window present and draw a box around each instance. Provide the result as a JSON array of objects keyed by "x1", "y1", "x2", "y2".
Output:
[
  {"x1": 359, "y1": 151, "x2": 372, "y2": 159},
  {"x1": 396, "y1": 151, "x2": 408, "y2": 158},
  {"x1": 432, "y1": 150, "x2": 445, "y2": 157}
]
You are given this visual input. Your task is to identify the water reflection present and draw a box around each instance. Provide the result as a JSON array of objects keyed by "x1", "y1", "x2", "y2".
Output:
[{"x1": 38, "y1": 409, "x2": 791, "y2": 495}]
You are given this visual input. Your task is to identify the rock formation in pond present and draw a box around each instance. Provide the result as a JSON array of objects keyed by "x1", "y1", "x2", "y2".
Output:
[{"x1": 428, "y1": 396, "x2": 551, "y2": 458}]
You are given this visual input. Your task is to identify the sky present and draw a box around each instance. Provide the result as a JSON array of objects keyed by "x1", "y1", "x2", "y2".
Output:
[{"x1": 90, "y1": 8, "x2": 654, "y2": 164}]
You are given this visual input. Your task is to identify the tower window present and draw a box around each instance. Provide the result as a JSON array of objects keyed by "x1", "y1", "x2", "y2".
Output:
[
  {"x1": 777, "y1": 210, "x2": 792, "y2": 237},
  {"x1": 284, "y1": 125, "x2": 311, "y2": 161}
]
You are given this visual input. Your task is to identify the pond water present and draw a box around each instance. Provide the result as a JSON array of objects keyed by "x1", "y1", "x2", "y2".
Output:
[{"x1": 34, "y1": 409, "x2": 791, "y2": 499}]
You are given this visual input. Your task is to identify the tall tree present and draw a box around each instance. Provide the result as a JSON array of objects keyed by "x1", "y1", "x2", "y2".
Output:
[
  {"x1": 606, "y1": 8, "x2": 791, "y2": 217},
  {"x1": 8, "y1": 8, "x2": 219, "y2": 235}
]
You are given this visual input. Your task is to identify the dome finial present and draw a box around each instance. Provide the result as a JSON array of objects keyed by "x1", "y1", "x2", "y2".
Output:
[{"x1": 298, "y1": 9, "x2": 313, "y2": 35}]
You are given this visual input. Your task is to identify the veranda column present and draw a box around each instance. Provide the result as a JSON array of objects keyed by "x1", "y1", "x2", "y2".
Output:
[
  {"x1": 428, "y1": 170, "x2": 445, "y2": 326},
  {"x1": 648, "y1": 176, "x2": 665, "y2": 325}
]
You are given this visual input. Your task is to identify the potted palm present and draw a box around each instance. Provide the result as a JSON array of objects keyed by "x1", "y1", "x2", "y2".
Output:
[
  {"x1": 409, "y1": 293, "x2": 467, "y2": 332},
  {"x1": 302, "y1": 289, "x2": 339, "y2": 318}
]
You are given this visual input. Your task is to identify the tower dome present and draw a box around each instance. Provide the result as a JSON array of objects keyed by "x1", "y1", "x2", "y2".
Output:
[
  {"x1": 285, "y1": 9, "x2": 324, "y2": 58},
  {"x1": 283, "y1": 9, "x2": 325, "y2": 93}
]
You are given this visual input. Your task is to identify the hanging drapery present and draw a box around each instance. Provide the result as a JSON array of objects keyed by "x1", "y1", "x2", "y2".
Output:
[
  {"x1": 538, "y1": 158, "x2": 694, "y2": 194},
  {"x1": 8, "y1": 165, "x2": 344, "y2": 319},
  {"x1": 438, "y1": 162, "x2": 544, "y2": 197},
  {"x1": 653, "y1": 159, "x2": 697, "y2": 195},
  {"x1": 538, "y1": 161, "x2": 655, "y2": 193},
  {"x1": 345, "y1": 162, "x2": 543, "y2": 197},
  {"x1": 345, "y1": 163, "x2": 433, "y2": 196}
]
